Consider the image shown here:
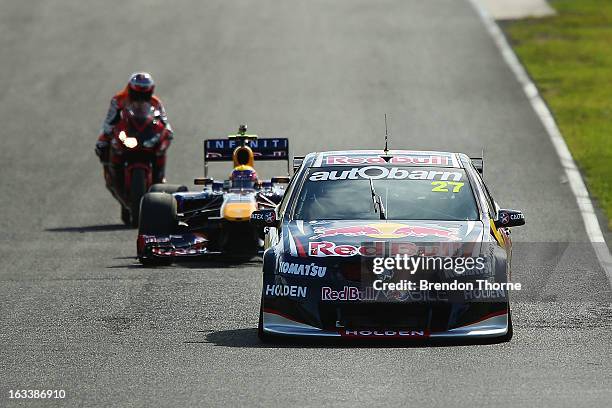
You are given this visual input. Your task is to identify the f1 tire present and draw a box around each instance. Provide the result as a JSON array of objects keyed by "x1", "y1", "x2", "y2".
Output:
[
  {"x1": 148, "y1": 183, "x2": 188, "y2": 194},
  {"x1": 138, "y1": 192, "x2": 177, "y2": 266}
]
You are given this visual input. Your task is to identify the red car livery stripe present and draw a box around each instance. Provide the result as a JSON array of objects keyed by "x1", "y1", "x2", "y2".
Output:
[{"x1": 293, "y1": 235, "x2": 307, "y2": 257}]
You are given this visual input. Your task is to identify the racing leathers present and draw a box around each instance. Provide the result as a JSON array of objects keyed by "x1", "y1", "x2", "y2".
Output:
[{"x1": 95, "y1": 87, "x2": 173, "y2": 185}]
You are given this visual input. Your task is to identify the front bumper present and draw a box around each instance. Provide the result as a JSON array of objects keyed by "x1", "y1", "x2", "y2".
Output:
[{"x1": 262, "y1": 308, "x2": 509, "y2": 339}]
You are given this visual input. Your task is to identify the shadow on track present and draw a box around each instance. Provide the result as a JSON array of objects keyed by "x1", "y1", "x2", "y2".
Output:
[
  {"x1": 199, "y1": 328, "x2": 509, "y2": 348},
  {"x1": 106, "y1": 256, "x2": 262, "y2": 270},
  {"x1": 45, "y1": 224, "x2": 131, "y2": 233},
  {"x1": 176, "y1": 256, "x2": 261, "y2": 269}
]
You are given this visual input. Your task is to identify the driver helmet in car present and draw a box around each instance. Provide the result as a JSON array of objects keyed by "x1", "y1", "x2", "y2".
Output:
[{"x1": 230, "y1": 165, "x2": 259, "y2": 189}]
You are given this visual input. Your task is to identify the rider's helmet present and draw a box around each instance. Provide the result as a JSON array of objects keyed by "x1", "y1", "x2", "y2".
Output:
[{"x1": 127, "y1": 72, "x2": 155, "y2": 102}]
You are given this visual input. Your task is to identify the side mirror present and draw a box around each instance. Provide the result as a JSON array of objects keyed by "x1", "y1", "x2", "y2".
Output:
[
  {"x1": 194, "y1": 177, "x2": 213, "y2": 186},
  {"x1": 495, "y1": 209, "x2": 525, "y2": 228},
  {"x1": 271, "y1": 176, "x2": 290, "y2": 184},
  {"x1": 250, "y1": 209, "x2": 278, "y2": 229},
  {"x1": 212, "y1": 181, "x2": 224, "y2": 190}
]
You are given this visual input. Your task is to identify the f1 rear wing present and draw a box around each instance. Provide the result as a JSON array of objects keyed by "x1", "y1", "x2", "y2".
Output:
[{"x1": 203, "y1": 137, "x2": 290, "y2": 176}]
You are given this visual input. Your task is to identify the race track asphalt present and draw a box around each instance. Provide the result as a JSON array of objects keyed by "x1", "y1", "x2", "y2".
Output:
[{"x1": 1, "y1": 0, "x2": 610, "y2": 406}]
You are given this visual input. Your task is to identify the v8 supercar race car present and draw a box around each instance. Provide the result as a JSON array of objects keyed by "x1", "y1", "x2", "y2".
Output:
[
  {"x1": 250, "y1": 150, "x2": 525, "y2": 342},
  {"x1": 137, "y1": 126, "x2": 291, "y2": 265}
]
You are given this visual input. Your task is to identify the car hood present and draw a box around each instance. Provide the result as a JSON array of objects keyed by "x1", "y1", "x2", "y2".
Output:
[{"x1": 283, "y1": 219, "x2": 485, "y2": 259}]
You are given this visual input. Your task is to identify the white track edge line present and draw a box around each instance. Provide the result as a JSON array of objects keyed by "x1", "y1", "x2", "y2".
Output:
[{"x1": 468, "y1": 0, "x2": 612, "y2": 284}]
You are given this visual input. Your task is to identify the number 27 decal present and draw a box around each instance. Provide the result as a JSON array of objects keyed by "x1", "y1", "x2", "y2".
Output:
[{"x1": 431, "y1": 181, "x2": 464, "y2": 192}]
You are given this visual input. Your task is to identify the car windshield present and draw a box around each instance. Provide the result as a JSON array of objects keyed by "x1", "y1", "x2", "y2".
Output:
[{"x1": 293, "y1": 166, "x2": 479, "y2": 221}]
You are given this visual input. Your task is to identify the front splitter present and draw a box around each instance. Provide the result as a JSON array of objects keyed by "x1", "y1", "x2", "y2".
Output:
[{"x1": 262, "y1": 310, "x2": 509, "y2": 339}]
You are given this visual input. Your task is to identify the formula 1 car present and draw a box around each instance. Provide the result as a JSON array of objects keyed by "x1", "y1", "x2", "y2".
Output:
[
  {"x1": 250, "y1": 150, "x2": 525, "y2": 342},
  {"x1": 137, "y1": 125, "x2": 291, "y2": 265}
]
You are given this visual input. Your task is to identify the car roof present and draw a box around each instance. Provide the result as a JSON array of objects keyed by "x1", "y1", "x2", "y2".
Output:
[{"x1": 309, "y1": 150, "x2": 465, "y2": 169}]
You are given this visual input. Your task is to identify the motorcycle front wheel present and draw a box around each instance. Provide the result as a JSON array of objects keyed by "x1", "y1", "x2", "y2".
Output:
[{"x1": 129, "y1": 168, "x2": 148, "y2": 228}]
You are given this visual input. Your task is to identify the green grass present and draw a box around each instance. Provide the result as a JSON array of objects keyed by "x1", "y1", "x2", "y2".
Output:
[{"x1": 505, "y1": 0, "x2": 612, "y2": 229}]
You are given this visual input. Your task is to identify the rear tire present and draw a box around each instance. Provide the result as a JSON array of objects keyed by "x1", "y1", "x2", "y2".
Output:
[
  {"x1": 129, "y1": 168, "x2": 148, "y2": 228},
  {"x1": 148, "y1": 183, "x2": 188, "y2": 194},
  {"x1": 138, "y1": 192, "x2": 177, "y2": 266}
]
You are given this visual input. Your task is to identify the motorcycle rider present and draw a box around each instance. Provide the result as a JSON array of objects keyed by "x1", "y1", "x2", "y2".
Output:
[{"x1": 95, "y1": 72, "x2": 173, "y2": 186}]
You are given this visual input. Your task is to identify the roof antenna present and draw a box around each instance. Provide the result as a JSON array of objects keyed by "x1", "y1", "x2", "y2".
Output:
[{"x1": 381, "y1": 113, "x2": 392, "y2": 162}]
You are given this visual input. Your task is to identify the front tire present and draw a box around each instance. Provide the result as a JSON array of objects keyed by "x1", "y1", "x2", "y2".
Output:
[
  {"x1": 148, "y1": 183, "x2": 188, "y2": 194},
  {"x1": 138, "y1": 192, "x2": 177, "y2": 266},
  {"x1": 129, "y1": 168, "x2": 148, "y2": 228},
  {"x1": 121, "y1": 207, "x2": 131, "y2": 226}
]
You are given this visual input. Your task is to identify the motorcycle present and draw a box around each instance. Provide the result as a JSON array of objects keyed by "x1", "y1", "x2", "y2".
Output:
[{"x1": 104, "y1": 102, "x2": 171, "y2": 227}]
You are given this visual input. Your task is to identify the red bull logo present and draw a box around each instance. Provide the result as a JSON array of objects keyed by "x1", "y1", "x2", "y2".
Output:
[
  {"x1": 325, "y1": 154, "x2": 451, "y2": 166},
  {"x1": 311, "y1": 223, "x2": 458, "y2": 240},
  {"x1": 309, "y1": 241, "x2": 420, "y2": 257},
  {"x1": 311, "y1": 225, "x2": 382, "y2": 239}
]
